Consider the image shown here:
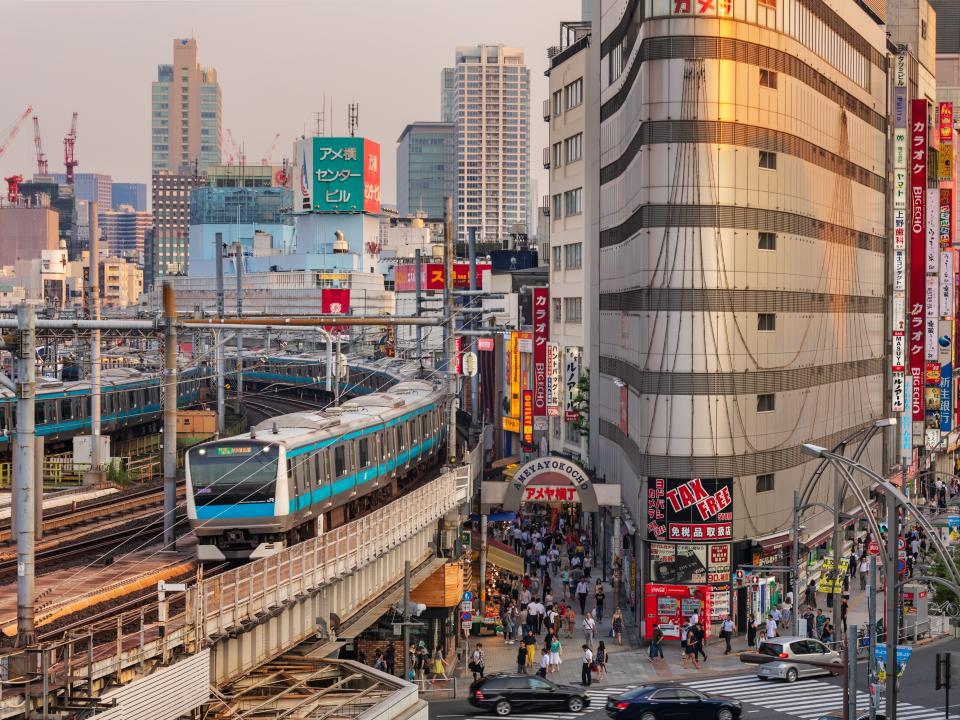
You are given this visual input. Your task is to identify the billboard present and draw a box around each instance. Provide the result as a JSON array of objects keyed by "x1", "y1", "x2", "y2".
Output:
[
  {"x1": 510, "y1": 333, "x2": 521, "y2": 418},
  {"x1": 321, "y1": 288, "x2": 350, "y2": 334},
  {"x1": 910, "y1": 100, "x2": 928, "y2": 423},
  {"x1": 393, "y1": 262, "x2": 493, "y2": 292},
  {"x1": 649, "y1": 542, "x2": 732, "y2": 585},
  {"x1": 564, "y1": 347, "x2": 580, "y2": 422},
  {"x1": 292, "y1": 137, "x2": 380, "y2": 214},
  {"x1": 522, "y1": 390, "x2": 533, "y2": 445},
  {"x1": 532, "y1": 287, "x2": 549, "y2": 423},
  {"x1": 648, "y1": 477, "x2": 733, "y2": 542}
]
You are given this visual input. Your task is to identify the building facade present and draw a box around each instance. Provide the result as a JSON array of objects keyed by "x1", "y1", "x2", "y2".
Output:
[
  {"x1": 0, "y1": 207, "x2": 60, "y2": 266},
  {"x1": 591, "y1": 0, "x2": 888, "y2": 567},
  {"x1": 51, "y1": 173, "x2": 112, "y2": 210},
  {"x1": 444, "y1": 45, "x2": 531, "y2": 243},
  {"x1": 396, "y1": 122, "x2": 456, "y2": 219},
  {"x1": 99, "y1": 204, "x2": 152, "y2": 263},
  {"x1": 151, "y1": 168, "x2": 201, "y2": 282},
  {"x1": 151, "y1": 38, "x2": 222, "y2": 174},
  {"x1": 112, "y1": 182, "x2": 147, "y2": 211}
]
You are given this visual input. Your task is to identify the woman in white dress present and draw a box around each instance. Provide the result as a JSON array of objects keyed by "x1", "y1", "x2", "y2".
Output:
[{"x1": 548, "y1": 636, "x2": 563, "y2": 672}]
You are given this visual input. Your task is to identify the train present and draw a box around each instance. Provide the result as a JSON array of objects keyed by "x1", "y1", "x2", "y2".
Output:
[
  {"x1": 237, "y1": 352, "x2": 423, "y2": 397},
  {"x1": 0, "y1": 366, "x2": 203, "y2": 451},
  {"x1": 185, "y1": 373, "x2": 447, "y2": 561}
]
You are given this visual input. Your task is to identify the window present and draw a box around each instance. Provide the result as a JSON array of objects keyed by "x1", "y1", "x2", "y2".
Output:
[
  {"x1": 756, "y1": 473, "x2": 775, "y2": 493},
  {"x1": 552, "y1": 193, "x2": 563, "y2": 219},
  {"x1": 760, "y1": 69, "x2": 778, "y2": 88},
  {"x1": 565, "y1": 78, "x2": 583, "y2": 110},
  {"x1": 552, "y1": 245, "x2": 562, "y2": 271},
  {"x1": 553, "y1": 142, "x2": 563, "y2": 168},
  {"x1": 757, "y1": 313, "x2": 776, "y2": 331},
  {"x1": 758, "y1": 232, "x2": 777, "y2": 250},
  {"x1": 564, "y1": 188, "x2": 582, "y2": 216},
  {"x1": 334, "y1": 445, "x2": 346, "y2": 477},
  {"x1": 553, "y1": 298, "x2": 562, "y2": 323},
  {"x1": 564, "y1": 243, "x2": 582, "y2": 270},
  {"x1": 358, "y1": 438, "x2": 369, "y2": 467},
  {"x1": 552, "y1": 90, "x2": 563, "y2": 116},
  {"x1": 565, "y1": 133, "x2": 583, "y2": 164},
  {"x1": 757, "y1": 394, "x2": 776, "y2": 413},
  {"x1": 564, "y1": 297, "x2": 582, "y2": 324},
  {"x1": 759, "y1": 151, "x2": 778, "y2": 170}
]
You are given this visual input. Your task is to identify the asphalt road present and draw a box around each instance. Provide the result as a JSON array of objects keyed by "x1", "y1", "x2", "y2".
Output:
[{"x1": 428, "y1": 639, "x2": 960, "y2": 720}]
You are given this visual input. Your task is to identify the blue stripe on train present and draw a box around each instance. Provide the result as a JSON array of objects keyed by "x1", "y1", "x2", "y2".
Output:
[{"x1": 195, "y1": 502, "x2": 276, "y2": 520}]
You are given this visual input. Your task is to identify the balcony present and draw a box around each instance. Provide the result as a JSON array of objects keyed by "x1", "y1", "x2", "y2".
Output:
[
  {"x1": 542, "y1": 99, "x2": 551, "y2": 122},
  {"x1": 542, "y1": 195, "x2": 550, "y2": 216},
  {"x1": 543, "y1": 147, "x2": 551, "y2": 169}
]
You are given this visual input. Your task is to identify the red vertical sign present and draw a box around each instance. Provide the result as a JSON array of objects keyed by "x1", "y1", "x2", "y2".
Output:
[
  {"x1": 362, "y1": 139, "x2": 381, "y2": 214},
  {"x1": 910, "y1": 99, "x2": 928, "y2": 422},
  {"x1": 532, "y1": 287, "x2": 549, "y2": 418},
  {"x1": 522, "y1": 390, "x2": 534, "y2": 444},
  {"x1": 321, "y1": 288, "x2": 351, "y2": 335}
]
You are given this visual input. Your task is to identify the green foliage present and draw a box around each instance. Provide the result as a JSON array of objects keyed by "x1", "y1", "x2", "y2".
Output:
[
  {"x1": 570, "y1": 373, "x2": 590, "y2": 437},
  {"x1": 928, "y1": 547, "x2": 960, "y2": 604},
  {"x1": 105, "y1": 459, "x2": 130, "y2": 486}
]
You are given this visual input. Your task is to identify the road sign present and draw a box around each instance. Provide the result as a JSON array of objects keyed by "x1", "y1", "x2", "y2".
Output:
[
  {"x1": 463, "y1": 591, "x2": 473, "y2": 601},
  {"x1": 897, "y1": 557, "x2": 907, "y2": 573},
  {"x1": 461, "y1": 600, "x2": 473, "y2": 613},
  {"x1": 461, "y1": 621, "x2": 473, "y2": 631},
  {"x1": 461, "y1": 611, "x2": 472, "y2": 622},
  {"x1": 898, "y1": 537, "x2": 906, "y2": 551},
  {"x1": 867, "y1": 540, "x2": 880, "y2": 556}
]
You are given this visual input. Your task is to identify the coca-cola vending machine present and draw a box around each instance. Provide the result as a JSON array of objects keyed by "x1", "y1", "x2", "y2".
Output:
[{"x1": 644, "y1": 583, "x2": 711, "y2": 640}]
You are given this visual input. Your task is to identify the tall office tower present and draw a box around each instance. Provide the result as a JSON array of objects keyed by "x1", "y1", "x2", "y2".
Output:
[
  {"x1": 112, "y1": 183, "x2": 147, "y2": 212},
  {"x1": 396, "y1": 122, "x2": 456, "y2": 219},
  {"x1": 441, "y1": 68, "x2": 456, "y2": 123},
  {"x1": 151, "y1": 168, "x2": 201, "y2": 284},
  {"x1": 52, "y1": 173, "x2": 112, "y2": 210},
  {"x1": 444, "y1": 45, "x2": 530, "y2": 243},
  {"x1": 99, "y1": 204, "x2": 152, "y2": 263},
  {"x1": 592, "y1": 0, "x2": 888, "y2": 556},
  {"x1": 151, "y1": 38, "x2": 221, "y2": 174}
]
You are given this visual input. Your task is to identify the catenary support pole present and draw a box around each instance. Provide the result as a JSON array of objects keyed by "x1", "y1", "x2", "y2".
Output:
[
  {"x1": 479, "y1": 512, "x2": 488, "y2": 616},
  {"x1": 414, "y1": 249, "x2": 423, "y2": 363},
  {"x1": 162, "y1": 283, "x2": 178, "y2": 550},
  {"x1": 468, "y1": 227, "x2": 479, "y2": 424},
  {"x1": 885, "y1": 488, "x2": 898, "y2": 720},
  {"x1": 34, "y1": 436, "x2": 43, "y2": 541},
  {"x1": 403, "y1": 559, "x2": 411, "y2": 679},
  {"x1": 444, "y1": 196, "x2": 457, "y2": 465},
  {"x1": 869, "y1": 554, "x2": 878, "y2": 720},
  {"x1": 234, "y1": 242, "x2": 244, "y2": 408},
  {"x1": 832, "y1": 468, "x2": 841, "y2": 638},
  {"x1": 15, "y1": 303, "x2": 36, "y2": 647},
  {"x1": 215, "y1": 232, "x2": 225, "y2": 435},
  {"x1": 793, "y1": 490, "x2": 801, "y2": 636},
  {"x1": 88, "y1": 202, "x2": 102, "y2": 480}
]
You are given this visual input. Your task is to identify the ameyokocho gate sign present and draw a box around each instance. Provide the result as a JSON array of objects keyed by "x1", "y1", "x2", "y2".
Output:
[{"x1": 501, "y1": 455, "x2": 599, "y2": 512}]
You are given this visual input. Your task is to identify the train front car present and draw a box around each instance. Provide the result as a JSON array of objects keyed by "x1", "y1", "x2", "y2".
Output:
[{"x1": 186, "y1": 438, "x2": 289, "y2": 561}]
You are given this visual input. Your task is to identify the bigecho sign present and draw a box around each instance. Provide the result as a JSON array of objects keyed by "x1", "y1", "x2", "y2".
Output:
[{"x1": 648, "y1": 478, "x2": 733, "y2": 542}]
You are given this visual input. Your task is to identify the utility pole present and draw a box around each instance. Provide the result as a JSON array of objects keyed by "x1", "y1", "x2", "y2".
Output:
[
  {"x1": 162, "y1": 283, "x2": 178, "y2": 550},
  {"x1": 831, "y1": 468, "x2": 841, "y2": 637},
  {"x1": 468, "y1": 227, "x2": 479, "y2": 425},
  {"x1": 403, "y1": 559, "x2": 411, "y2": 679},
  {"x1": 233, "y1": 242, "x2": 244, "y2": 409},
  {"x1": 88, "y1": 201, "x2": 102, "y2": 481},
  {"x1": 14, "y1": 303, "x2": 36, "y2": 647},
  {"x1": 414, "y1": 248, "x2": 423, "y2": 364},
  {"x1": 214, "y1": 232, "x2": 225, "y2": 436},
  {"x1": 444, "y1": 196, "x2": 457, "y2": 465},
  {"x1": 885, "y1": 490, "x2": 898, "y2": 720},
  {"x1": 869, "y1": 554, "x2": 878, "y2": 720},
  {"x1": 792, "y1": 490, "x2": 801, "y2": 636}
]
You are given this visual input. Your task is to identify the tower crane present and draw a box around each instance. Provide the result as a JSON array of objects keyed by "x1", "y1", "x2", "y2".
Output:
[
  {"x1": 261, "y1": 133, "x2": 281, "y2": 164},
  {"x1": 0, "y1": 105, "x2": 33, "y2": 161},
  {"x1": 63, "y1": 112, "x2": 78, "y2": 184},
  {"x1": 32, "y1": 116, "x2": 48, "y2": 176},
  {"x1": 225, "y1": 128, "x2": 241, "y2": 165}
]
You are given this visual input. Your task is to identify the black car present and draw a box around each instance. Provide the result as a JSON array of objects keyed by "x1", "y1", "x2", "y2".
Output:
[
  {"x1": 468, "y1": 674, "x2": 590, "y2": 716},
  {"x1": 605, "y1": 686, "x2": 742, "y2": 720}
]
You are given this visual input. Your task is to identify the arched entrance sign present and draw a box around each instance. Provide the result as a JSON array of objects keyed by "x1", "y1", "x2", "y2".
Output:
[{"x1": 501, "y1": 455, "x2": 599, "y2": 513}]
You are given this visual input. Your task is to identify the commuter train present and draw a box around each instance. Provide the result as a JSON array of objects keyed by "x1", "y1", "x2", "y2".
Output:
[
  {"x1": 185, "y1": 375, "x2": 446, "y2": 561},
  {"x1": 238, "y1": 352, "x2": 422, "y2": 397},
  {"x1": 0, "y1": 366, "x2": 203, "y2": 451}
]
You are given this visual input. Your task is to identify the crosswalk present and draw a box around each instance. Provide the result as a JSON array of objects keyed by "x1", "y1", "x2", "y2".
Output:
[
  {"x1": 686, "y1": 674, "x2": 955, "y2": 720},
  {"x1": 464, "y1": 684, "x2": 635, "y2": 719}
]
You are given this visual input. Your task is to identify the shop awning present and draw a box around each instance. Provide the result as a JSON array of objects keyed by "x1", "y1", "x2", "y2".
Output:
[
  {"x1": 754, "y1": 529, "x2": 793, "y2": 549},
  {"x1": 471, "y1": 533, "x2": 525, "y2": 576},
  {"x1": 491, "y1": 455, "x2": 521, "y2": 470}
]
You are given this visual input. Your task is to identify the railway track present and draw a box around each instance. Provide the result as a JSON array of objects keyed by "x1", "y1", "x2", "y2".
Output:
[{"x1": 244, "y1": 393, "x2": 323, "y2": 423}]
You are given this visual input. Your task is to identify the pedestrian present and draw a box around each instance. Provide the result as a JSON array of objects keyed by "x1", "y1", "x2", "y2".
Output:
[
  {"x1": 680, "y1": 619, "x2": 689, "y2": 658},
  {"x1": 821, "y1": 621, "x2": 834, "y2": 643},
  {"x1": 858, "y1": 556, "x2": 869, "y2": 591},
  {"x1": 524, "y1": 631, "x2": 536, "y2": 668},
  {"x1": 766, "y1": 614, "x2": 778, "y2": 639},
  {"x1": 373, "y1": 649, "x2": 387, "y2": 672},
  {"x1": 841, "y1": 598, "x2": 848, "y2": 635},
  {"x1": 771, "y1": 605, "x2": 782, "y2": 627},
  {"x1": 565, "y1": 605, "x2": 576, "y2": 638},
  {"x1": 385, "y1": 642, "x2": 396, "y2": 675},
  {"x1": 612, "y1": 607, "x2": 625, "y2": 646},
  {"x1": 649, "y1": 625, "x2": 665, "y2": 661},
  {"x1": 815, "y1": 608, "x2": 827, "y2": 638},
  {"x1": 416, "y1": 641, "x2": 429, "y2": 683},
  {"x1": 516, "y1": 643, "x2": 527, "y2": 674},
  {"x1": 721, "y1": 615, "x2": 735, "y2": 655},
  {"x1": 576, "y1": 578, "x2": 589, "y2": 615},
  {"x1": 469, "y1": 643, "x2": 484, "y2": 681},
  {"x1": 583, "y1": 612, "x2": 596, "y2": 650},
  {"x1": 594, "y1": 579, "x2": 606, "y2": 622},
  {"x1": 805, "y1": 579, "x2": 817, "y2": 608},
  {"x1": 432, "y1": 647, "x2": 448, "y2": 681},
  {"x1": 548, "y1": 635, "x2": 563, "y2": 673},
  {"x1": 682, "y1": 627, "x2": 699, "y2": 669},
  {"x1": 694, "y1": 621, "x2": 708, "y2": 662},
  {"x1": 581, "y1": 644, "x2": 593, "y2": 686},
  {"x1": 538, "y1": 646, "x2": 550, "y2": 678},
  {"x1": 584, "y1": 554, "x2": 593, "y2": 578},
  {"x1": 596, "y1": 641, "x2": 607, "y2": 681},
  {"x1": 848, "y1": 550, "x2": 858, "y2": 578},
  {"x1": 803, "y1": 608, "x2": 815, "y2": 639},
  {"x1": 746, "y1": 613, "x2": 757, "y2": 649}
]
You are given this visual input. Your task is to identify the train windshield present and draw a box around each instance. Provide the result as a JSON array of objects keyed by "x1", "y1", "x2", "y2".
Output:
[{"x1": 189, "y1": 443, "x2": 278, "y2": 506}]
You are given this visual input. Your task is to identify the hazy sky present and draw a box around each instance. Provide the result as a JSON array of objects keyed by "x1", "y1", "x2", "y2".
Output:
[{"x1": 0, "y1": 0, "x2": 582, "y2": 206}]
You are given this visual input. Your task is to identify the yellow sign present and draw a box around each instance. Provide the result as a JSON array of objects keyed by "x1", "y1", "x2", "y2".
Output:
[
  {"x1": 510, "y1": 333, "x2": 521, "y2": 418},
  {"x1": 502, "y1": 416, "x2": 521, "y2": 433},
  {"x1": 816, "y1": 557, "x2": 849, "y2": 593}
]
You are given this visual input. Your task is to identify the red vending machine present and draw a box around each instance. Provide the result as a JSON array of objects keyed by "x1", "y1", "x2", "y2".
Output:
[{"x1": 644, "y1": 583, "x2": 711, "y2": 640}]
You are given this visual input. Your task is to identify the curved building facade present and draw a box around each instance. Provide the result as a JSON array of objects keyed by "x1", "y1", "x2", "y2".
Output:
[{"x1": 592, "y1": 0, "x2": 889, "y2": 548}]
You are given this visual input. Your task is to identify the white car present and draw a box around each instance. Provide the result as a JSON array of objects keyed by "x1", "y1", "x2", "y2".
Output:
[{"x1": 755, "y1": 636, "x2": 842, "y2": 682}]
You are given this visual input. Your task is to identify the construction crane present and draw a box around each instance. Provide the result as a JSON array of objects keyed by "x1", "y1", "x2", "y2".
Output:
[
  {"x1": 63, "y1": 111, "x2": 78, "y2": 184},
  {"x1": 225, "y1": 128, "x2": 242, "y2": 165},
  {"x1": 4, "y1": 175, "x2": 23, "y2": 203},
  {"x1": 32, "y1": 116, "x2": 48, "y2": 176},
  {"x1": 0, "y1": 105, "x2": 33, "y2": 162},
  {"x1": 261, "y1": 133, "x2": 281, "y2": 165}
]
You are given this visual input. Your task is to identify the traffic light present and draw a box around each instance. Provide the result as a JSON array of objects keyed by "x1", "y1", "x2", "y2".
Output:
[{"x1": 735, "y1": 569, "x2": 745, "y2": 588}]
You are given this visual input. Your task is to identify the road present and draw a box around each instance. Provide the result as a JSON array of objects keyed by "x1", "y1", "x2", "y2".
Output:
[{"x1": 428, "y1": 639, "x2": 960, "y2": 720}]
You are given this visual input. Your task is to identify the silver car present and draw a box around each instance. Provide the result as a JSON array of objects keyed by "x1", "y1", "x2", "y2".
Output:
[{"x1": 755, "y1": 636, "x2": 842, "y2": 682}]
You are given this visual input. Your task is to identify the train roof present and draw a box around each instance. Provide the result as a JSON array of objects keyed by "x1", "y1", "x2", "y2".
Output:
[{"x1": 0, "y1": 366, "x2": 181, "y2": 401}]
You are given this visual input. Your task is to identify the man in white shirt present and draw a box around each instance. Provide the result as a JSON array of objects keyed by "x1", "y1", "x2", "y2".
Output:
[
  {"x1": 580, "y1": 644, "x2": 593, "y2": 686},
  {"x1": 689, "y1": 611, "x2": 699, "y2": 626},
  {"x1": 583, "y1": 613, "x2": 596, "y2": 649},
  {"x1": 576, "y1": 579, "x2": 589, "y2": 615},
  {"x1": 766, "y1": 614, "x2": 778, "y2": 639},
  {"x1": 771, "y1": 606, "x2": 782, "y2": 626},
  {"x1": 721, "y1": 616, "x2": 735, "y2": 654}
]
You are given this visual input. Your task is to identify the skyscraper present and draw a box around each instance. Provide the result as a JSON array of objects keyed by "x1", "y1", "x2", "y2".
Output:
[
  {"x1": 396, "y1": 122, "x2": 456, "y2": 219},
  {"x1": 112, "y1": 183, "x2": 147, "y2": 212},
  {"x1": 99, "y1": 204, "x2": 152, "y2": 263},
  {"x1": 151, "y1": 38, "x2": 221, "y2": 173},
  {"x1": 52, "y1": 173, "x2": 112, "y2": 210},
  {"x1": 444, "y1": 45, "x2": 530, "y2": 243},
  {"x1": 151, "y1": 168, "x2": 201, "y2": 283}
]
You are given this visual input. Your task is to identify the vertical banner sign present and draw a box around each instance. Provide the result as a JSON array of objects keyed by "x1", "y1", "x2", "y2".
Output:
[
  {"x1": 510, "y1": 333, "x2": 521, "y2": 418},
  {"x1": 532, "y1": 288, "x2": 549, "y2": 427},
  {"x1": 901, "y1": 376, "x2": 913, "y2": 458},
  {"x1": 895, "y1": 208, "x2": 907, "y2": 250},
  {"x1": 941, "y1": 251, "x2": 954, "y2": 317},
  {"x1": 910, "y1": 99, "x2": 928, "y2": 425},
  {"x1": 522, "y1": 390, "x2": 533, "y2": 445},
  {"x1": 927, "y1": 189, "x2": 939, "y2": 274},
  {"x1": 940, "y1": 103, "x2": 954, "y2": 182},
  {"x1": 619, "y1": 383, "x2": 629, "y2": 434},
  {"x1": 321, "y1": 288, "x2": 351, "y2": 335},
  {"x1": 546, "y1": 343, "x2": 560, "y2": 416},
  {"x1": 942, "y1": 190, "x2": 953, "y2": 249},
  {"x1": 894, "y1": 129, "x2": 909, "y2": 209},
  {"x1": 941, "y1": 361, "x2": 954, "y2": 432},
  {"x1": 564, "y1": 347, "x2": 580, "y2": 422}
]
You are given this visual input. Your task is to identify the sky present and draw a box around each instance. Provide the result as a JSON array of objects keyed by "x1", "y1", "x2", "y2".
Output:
[{"x1": 0, "y1": 0, "x2": 583, "y2": 207}]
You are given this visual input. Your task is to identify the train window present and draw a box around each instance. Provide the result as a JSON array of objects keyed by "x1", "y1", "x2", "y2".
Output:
[
  {"x1": 60, "y1": 399, "x2": 71, "y2": 420},
  {"x1": 334, "y1": 445, "x2": 345, "y2": 477},
  {"x1": 394, "y1": 426, "x2": 402, "y2": 451},
  {"x1": 358, "y1": 438, "x2": 369, "y2": 467}
]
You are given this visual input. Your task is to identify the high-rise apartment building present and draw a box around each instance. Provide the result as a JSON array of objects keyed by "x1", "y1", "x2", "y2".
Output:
[
  {"x1": 99, "y1": 204, "x2": 152, "y2": 263},
  {"x1": 52, "y1": 173, "x2": 112, "y2": 210},
  {"x1": 444, "y1": 45, "x2": 530, "y2": 243},
  {"x1": 151, "y1": 169, "x2": 201, "y2": 283},
  {"x1": 591, "y1": 0, "x2": 888, "y2": 558},
  {"x1": 151, "y1": 38, "x2": 221, "y2": 174},
  {"x1": 396, "y1": 122, "x2": 456, "y2": 219},
  {"x1": 441, "y1": 68, "x2": 456, "y2": 123},
  {"x1": 112, "y1": 183, "x2": 147, "y2": 212}
]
